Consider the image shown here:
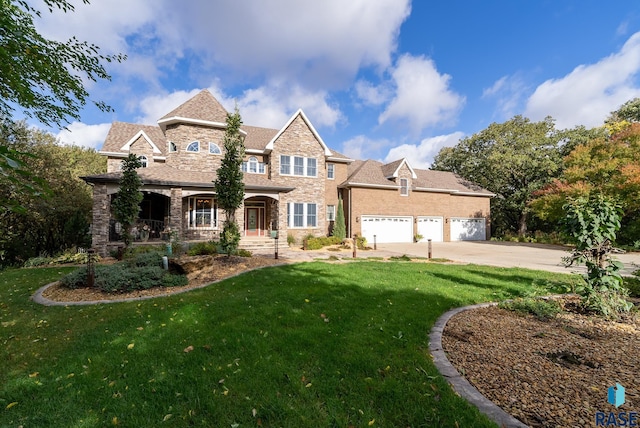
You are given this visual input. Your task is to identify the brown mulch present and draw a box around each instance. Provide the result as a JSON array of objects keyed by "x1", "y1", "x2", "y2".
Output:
[
  {"x1": 41, "y1": 254, "x2": 287, "y2": 303},
  {"x1": 442, "y1": 297, "x2": 640, "y2": 427}
]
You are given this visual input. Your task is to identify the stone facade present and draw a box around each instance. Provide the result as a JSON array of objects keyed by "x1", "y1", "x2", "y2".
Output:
[{"x1": 85, "y1": 89, "x2": 493, "y2": 256}]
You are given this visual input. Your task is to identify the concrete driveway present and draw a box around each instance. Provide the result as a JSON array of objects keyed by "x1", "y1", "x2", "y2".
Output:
[{"x1": 377, "y1": 241, "x2": 640, "y2": 276}]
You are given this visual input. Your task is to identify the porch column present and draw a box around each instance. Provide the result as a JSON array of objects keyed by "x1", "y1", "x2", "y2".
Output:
[
  {"x1": 170, "y1": 188, "x2": 183, "y2": 239},
  {"x1": 91, "y1": 183, "x2": 110, "y2": 256}
]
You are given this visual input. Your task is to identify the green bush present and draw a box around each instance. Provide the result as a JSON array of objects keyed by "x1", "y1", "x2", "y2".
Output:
[
  {"x1": 24, "y1": 250, "x2": 102, "y2": 268},
  {"x1": 125, "y1": 251, "x2": 163, "y2": 268},
  {"x1": 305, "y1": 236, "x2": 342, "y2": 250},
  {"x1": 58, "y1": 267, "x2": 88, "y2": 289},
  {"x1": 287, "y1": 234, "x2": 296, "y2": 246},
  {"x1": 235, "y1": 248, "x2": 252, "y2": 257},
  {"x1": 187, "y1": 241, "x2": 218, "y2": 256},
  {"x1": 356, "y1": 235, "x2": 367, "y2": 250},
  {"x1": 59, "y1": 258, "x2": 188, "y2": 293},
  {"x1": 499, "y1": 297, "x2": 562, "y2": 321}
]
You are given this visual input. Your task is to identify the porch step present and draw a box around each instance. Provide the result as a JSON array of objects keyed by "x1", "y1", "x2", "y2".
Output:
[{"x1": 239, "y1": 237, "x2": 277, "y2": 252}]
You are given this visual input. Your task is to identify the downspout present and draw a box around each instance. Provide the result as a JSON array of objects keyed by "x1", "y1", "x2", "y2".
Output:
[{"x1": 348, "y1": 187, "x2": 352, "y2": 237}]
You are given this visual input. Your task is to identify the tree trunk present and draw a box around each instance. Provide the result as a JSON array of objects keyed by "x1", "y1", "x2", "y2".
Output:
[{"x1": 518, "y1": 212, "x2": 528, "y2": 237}]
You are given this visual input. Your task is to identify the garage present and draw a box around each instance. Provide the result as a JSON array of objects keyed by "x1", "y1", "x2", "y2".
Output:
[
  {"x1": 416, "y1": 216, "x2": 443, "y2": 242},
  {"x1": 361, "y1": 216, "x2": 413, "y2": 244},
  {"x1": 450, "y1": 218, "x2": 486, "y2": 241}
]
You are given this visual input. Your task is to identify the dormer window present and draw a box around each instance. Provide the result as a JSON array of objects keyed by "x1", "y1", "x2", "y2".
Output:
[
  {"x1": 242, "y1": 156, "x2": 265, "y2": 174},
  {"x1": 139, "y1": 155, "x2": 148, "y2": 168},
  {"x1": 186, "y1": 141, "x2": 199, "y2": 152},
  {"x1": 209, "y1": 142, "x2": 221, "y2": 154},
  {"x1": 169, "y1": 142, "x2": 177, "y2": 152},
  {"x1": 400, "y1": 178, "x2": 409, "y2": 196}
]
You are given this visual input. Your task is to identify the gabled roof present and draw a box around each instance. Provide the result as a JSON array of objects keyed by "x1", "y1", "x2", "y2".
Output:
[
  {"x1": 265, "y1": 109, "x2": 333, "y2": 156},
  {"x1": 120, "y1": 130, "x2": 162, "y2": 154},
  {"x1": 381, "y1": 158, "x2": 417, "y2": 179},
  {"x1": 157, "y1": 89, "x2": 246, "y2": 133},
  {"x1": 341, "y1": 159, "x2": 494, "y2": 196},
  {"x1": 241, "y1": 125, "x2": 279, "y2": 152},
  {"x1": 100, "y1": 122, "x2": 167, "y2": 156}
]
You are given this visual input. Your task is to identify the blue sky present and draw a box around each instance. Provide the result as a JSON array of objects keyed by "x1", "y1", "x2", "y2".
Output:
[{"x1": 29, "y1": 0, "x2": 640, "y2": 168}]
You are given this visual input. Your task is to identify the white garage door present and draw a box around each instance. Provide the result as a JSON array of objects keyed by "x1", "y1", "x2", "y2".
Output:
[
  {"x1": 417, "y1": 216, "x2": 443, "y2": 242},
  {"x1": 450, "y1": 218, "x2": 486, "y2": 241},
  {"x1": 361, "y1": 216, "x2": 413, "y2": 244}
]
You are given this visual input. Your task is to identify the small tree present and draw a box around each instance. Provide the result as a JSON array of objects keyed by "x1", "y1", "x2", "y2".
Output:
[
  {"x1": 563, "y1": 194, "x2": 632, "y2": 318},
  {"x1": 112, "y1": 154, "x2": 143, "y2": 249},
  {"x1": 332, "y1": 196, "x2": 346, "y2": 240},
  {"x1": 214, "y1": 108, "x2": 245, "y2": 256}
]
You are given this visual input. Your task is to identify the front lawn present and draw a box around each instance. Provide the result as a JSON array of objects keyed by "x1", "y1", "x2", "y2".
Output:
[{"x1": 0, "y1": 262, "x2": 577, "y2": 427}]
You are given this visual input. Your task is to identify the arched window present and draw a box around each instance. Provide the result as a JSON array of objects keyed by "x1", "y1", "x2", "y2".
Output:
[
  {"x1": 139, "y1": 155, "x2": 148, "y2": 168},
  {"x1": 169, "y1": 142, "x2": 177, "y2": 152},
  {"x1": 248, "y1": 156, "x2": 258, "y2": 173},
  {"x1": 186, "y1": 141, "x2": 199, "y2": 152},
  {"x1": 209, "y1": 142, "x2": 221, "y2": 154}
]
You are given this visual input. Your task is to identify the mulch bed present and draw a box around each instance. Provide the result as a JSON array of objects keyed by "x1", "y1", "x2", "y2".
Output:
[
  {"x1": 41, "y1": 254, "x2": 287, "y2": 303},
  {"x1": 442, "y1": 297, "x2": 640, "y2": 427}
]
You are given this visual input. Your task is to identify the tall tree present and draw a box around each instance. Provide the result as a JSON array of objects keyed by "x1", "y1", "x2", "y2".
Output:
[
  {"x1": 531, "y1": 122, "x2": 640, "y2": 244},
  {"x1": 111, "y1": 154, "x2": 143, "y2": 249},
  {"x1": 1, "y1": 0, "x2": 125, "y2": 128},
  {"x1": 213, "y1": 108, "x2": 245, "y2": 256},
  {"x1": 0, "y1": 120, "x2": 106, "y2": 265},
  {"x1": 332, "y1": 196, "x2": 346, "y2": 240},
  {"x1": 432, "y1": 115, "x2": 562, "y2": 236},
  {"x1": 606, "y1": 98, "x2": 640, "y2": 124}
]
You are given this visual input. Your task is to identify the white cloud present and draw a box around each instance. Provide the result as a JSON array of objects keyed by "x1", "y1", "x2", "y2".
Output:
[
  {"x1": 341, "y1": 135, "x2": 391, "y2": 161},
  {"x1": 482, "y1": 74, "x2": 530, "y2": 121},
  {"x1": 525, "y1": 31, "x2": 640, "y2": 129},
  {"x1": 355, "y1": 80, "x2": 392, "y2": 106},
  {"x1": 383, "y1": 132, "x2": 465, "y2": 169},
  {"x1": 378, "y1": 54, "x2": 466, "y2": 133},
  {"x1": 30, "y1": 0, "x2": 411, "y2": 91},
  {"x1": 56, "y1": 122, "x2": 112, "y2": 150}
]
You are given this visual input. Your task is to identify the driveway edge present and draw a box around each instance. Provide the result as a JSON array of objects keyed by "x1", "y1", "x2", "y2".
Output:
[{"x1": 429, "y1": 303, "x2": 529, "y2": 428}]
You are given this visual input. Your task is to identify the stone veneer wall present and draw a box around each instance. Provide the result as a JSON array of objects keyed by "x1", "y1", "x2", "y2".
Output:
[
  {"x1": 164, "y1": 124, "x2": 226, "y2": 171},
  {"x1": 91, "y1": 184, "x2": 110, "y2": 256},
  {"x1": 269, "y1": 115, "x2": 326, "y2": 243}
]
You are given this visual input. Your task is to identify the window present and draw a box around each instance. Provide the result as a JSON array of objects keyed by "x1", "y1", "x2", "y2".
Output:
[
  {"x1": 326, "y1": 205, "x2": 335, "y2": 221},
  {"x1": 242, "y1": 157, "x2": 265, "y2": 174},
  {"x1": 280, "y1": 155, "x2": 291, "y2": 175},
  {"x1": 294, "y1": 157, "x2": 304, "y2": 175},
  {"x1": 186, "y1": 141, "x2": 199, "y2": 152},
  {"x1": 287, "y1": 203, "x2": 317, "y2": 228},
  {"x1": 188, "y1": 197, "x2": 217, "y2": 228},
  {"x1": 139, "y1": 155, "x2": 148, "y2": 168},
  {"x1": 327, "y1": 163, "x2": 334, "y2": 179},
  {"x1": 307, "y1": 158, "x2": 317, "y2": 177},
  {"x1": 169, "y1": 142, "x2": 177, "y2": 152},
  {"x1": 400, "y1": 178, "x2": 409, "y2": 196},
  {"x1": 307, "y1": 203, "x2": 317, "y2": 227},
  {"x1": 209, "y1": 142, "x2": 221, "y2": 154},
  {"x1": 280, "y1": 155, "x2": 317, "y2": 177}
]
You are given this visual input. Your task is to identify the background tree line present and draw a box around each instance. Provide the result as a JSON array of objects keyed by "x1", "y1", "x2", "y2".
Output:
[
  {"x1": 0, "y1": 119, "x2": 106, "y2": 266},
  {"x1": 432, "y1": 98, "x2": 640, "y2": 246}
]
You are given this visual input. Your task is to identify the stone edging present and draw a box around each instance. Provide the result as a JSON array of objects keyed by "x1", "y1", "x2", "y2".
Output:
[{"x1": 429, "y1": 303, "x2": 529, "y2": 428}]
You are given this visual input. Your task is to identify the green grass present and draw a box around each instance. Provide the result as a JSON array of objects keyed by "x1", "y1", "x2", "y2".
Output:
[{"x1": 0, "y1": 262, "x2": 578, "y2": 427}]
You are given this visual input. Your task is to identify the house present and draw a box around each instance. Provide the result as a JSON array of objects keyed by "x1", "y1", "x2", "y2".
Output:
[{"x1": 83, "y1": 90, "x2": 493, "y2": 256}]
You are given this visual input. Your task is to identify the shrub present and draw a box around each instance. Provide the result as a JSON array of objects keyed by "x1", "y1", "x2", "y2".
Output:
[
  {"x1": 235, "y1": 248, "x2": 252, "y2": 257},
  {"x1": 126, "y1": 251, "x2": 163, "y2": 268},
  {"x1": 287, "y1": 234, "x2": 296, "y2": 246},
  {"x1": 58, "y1": 267, "x2": 88, "y2": 289},
  {"x1": 305, "y1": 236, "x2": 342, "y2": 250},
  {"x1": 499, "y1": 297, "x2": 562, "y2": 321},
  {"x1": 187, "y1": 241, "x2": 218, "y2": 256},
  {"x1": 355, "y1": 235, "x2": 367, "y2": 250},
  {"x1": 59, "y1": 256, "x2": 188, "y2": 293}
]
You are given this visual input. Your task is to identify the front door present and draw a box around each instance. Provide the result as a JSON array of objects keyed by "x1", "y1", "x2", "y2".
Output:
[{"x1": 246, "y1": 208, "x2": 260, "y2": 236}]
